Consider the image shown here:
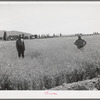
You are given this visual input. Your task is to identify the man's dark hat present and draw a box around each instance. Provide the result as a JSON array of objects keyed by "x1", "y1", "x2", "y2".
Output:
[
  {"x1": 19, "y1": 34, "x2": 22, "y2": 38},
  {"x1": 78, "y1": 35, "x2": 81, "y2": 38}
]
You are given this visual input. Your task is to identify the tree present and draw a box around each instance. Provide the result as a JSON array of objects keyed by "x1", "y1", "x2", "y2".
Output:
[
  {"x1": 53, "y1": 34, "x2": 55, "y2": 37},
  {"x1": 22, "y1": 34, "x2": 24, "y2": 39},
  {"x1": 60, "y1": 33, "x2": 62, "y2": 36},
  {"x1": 3, "y1": 31, "x2": 7, "y2": 41},
  {"x1": 38, "y1": 35, "x2": 40, "y2": 38}
]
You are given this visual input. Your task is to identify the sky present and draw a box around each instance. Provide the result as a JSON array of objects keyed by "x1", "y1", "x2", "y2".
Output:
[{"x1": 0, "y1": 2, "x2": 100, "y2": 35}]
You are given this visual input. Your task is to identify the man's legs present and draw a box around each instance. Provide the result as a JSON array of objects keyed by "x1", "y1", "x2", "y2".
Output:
[
  {"x1": 79, "y1": 47, "x2": 84, "y2": 52},
  {"x1": 18, "y1": 51, "x2": 21, "y2": 58},
  {"x1": 22, "y1": 50, "x2": 24, "y2": 58}
]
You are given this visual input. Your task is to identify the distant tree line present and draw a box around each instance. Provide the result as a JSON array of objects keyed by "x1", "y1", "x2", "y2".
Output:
[
  {"x1": 75, "y1": 32, "x2": 100, "y2": 37},
  {"x1": 1, "y1": 31, "x2": 100, "y2": 41},
  {"x1": 0, "y1": 31, "x2": 62, "y2": 41}
]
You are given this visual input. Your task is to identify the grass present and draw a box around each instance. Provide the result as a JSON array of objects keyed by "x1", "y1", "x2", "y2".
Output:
[{"x1": 0, "y1": 35, "x2": 100, "y2": 90}]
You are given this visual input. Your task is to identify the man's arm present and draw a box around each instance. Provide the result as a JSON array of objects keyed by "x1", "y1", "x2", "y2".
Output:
[
  {"x1": 16, "y1": 40, "x2": 18, "y2": 51},
  {"x1": 83, "y1": 40, "x2": 86, "y2": 46},
  {"x1": 74, "y1": 40, "x2": 77, "y2": 45},
  {"x1": 23, "y1": 41, "x2": 25, "y2": 51}
]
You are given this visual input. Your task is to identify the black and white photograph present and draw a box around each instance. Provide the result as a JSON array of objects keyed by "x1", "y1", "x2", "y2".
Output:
[{"x1": 0, "y1": 2, "x2": 100, "y2": 97}]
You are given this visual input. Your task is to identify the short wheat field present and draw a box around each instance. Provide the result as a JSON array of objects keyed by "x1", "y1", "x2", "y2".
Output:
[{"x1": 0, "y1": 35, "x2": 100, "y2": 90}]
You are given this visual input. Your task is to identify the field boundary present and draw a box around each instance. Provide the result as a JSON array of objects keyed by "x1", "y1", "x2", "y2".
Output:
[{"x1": 50, "y1": 78, "x2": 100, "y2": 90}]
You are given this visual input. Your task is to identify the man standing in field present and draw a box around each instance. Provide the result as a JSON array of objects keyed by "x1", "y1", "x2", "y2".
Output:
[
  {"x1": 16, "y1": 34, "x2": 25, "y2": 58},
  {"x1": 74, "y1": 35, "x2": 86, "y2": 51}
]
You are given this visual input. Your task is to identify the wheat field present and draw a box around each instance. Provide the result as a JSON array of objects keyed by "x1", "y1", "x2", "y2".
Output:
[{"x1": 0, "y1": 35, "x2": 100, "y2": 90}]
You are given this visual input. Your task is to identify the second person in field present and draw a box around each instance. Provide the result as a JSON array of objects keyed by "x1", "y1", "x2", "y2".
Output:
[{"x1": 74, "y1": 35, "x2": 87, "y2": 51}]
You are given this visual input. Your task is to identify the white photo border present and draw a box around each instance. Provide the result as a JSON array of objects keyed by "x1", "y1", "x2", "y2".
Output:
[{"x1": 0, "y1": 1, "x2": 100, "y2": 99}]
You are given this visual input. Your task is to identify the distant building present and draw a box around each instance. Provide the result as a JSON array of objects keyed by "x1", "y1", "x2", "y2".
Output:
[
  {"x1": 24, "y1": 36, "x2": 29, "y2": 39},
  {"x1": 46, "y1": 34, "x2": 50, "y2": 38},
  {"x1": 40, "y1": 34, "x2": 46, "y2": 38},
  {"x1": 7, "y1": 35, "x2": 19, "y2": 40},
  {"x1": 75, "y1": 33, "x2": 83, "y2": 36},
  {"x1": 34, "y1": 34, "x2": 37, "y2": 38},
  {"x1": 0, "y1": 37, "x2": 3, "y2": 40},
  {"x1": 38, "y1": 35, "x2": 40, "y2": 38},
  {"x1": 93, "y1": 32, "x2": 100, "y2": 35},
  {"x1": 30, "y1": 34, "x2": 37, "y2": 39}
]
